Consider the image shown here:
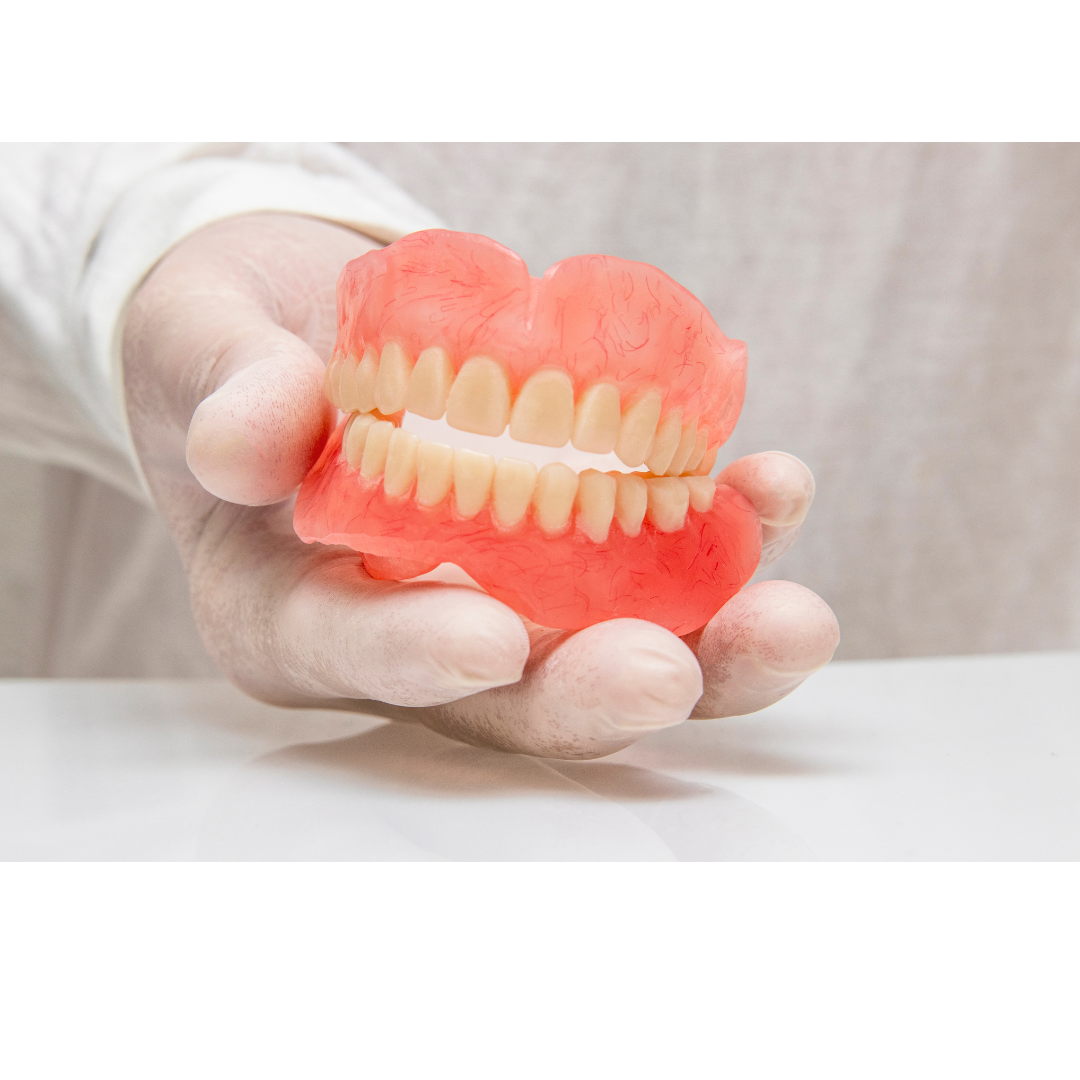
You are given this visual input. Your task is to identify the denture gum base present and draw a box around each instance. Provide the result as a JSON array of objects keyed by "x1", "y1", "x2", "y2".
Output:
[{"x1": 294, "y1": 230, "x2": 762, "y2": 636}]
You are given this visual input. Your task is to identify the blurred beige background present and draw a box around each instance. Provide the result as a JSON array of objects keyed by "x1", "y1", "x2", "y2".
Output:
[{"x1": 2, "y1": 143, "x2": 1078, "y2": 676}]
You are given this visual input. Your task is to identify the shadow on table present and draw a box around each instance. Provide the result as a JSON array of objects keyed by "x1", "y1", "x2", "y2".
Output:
[{"x1": 197, "y1": 719, "x2": 821, "y2": 861}]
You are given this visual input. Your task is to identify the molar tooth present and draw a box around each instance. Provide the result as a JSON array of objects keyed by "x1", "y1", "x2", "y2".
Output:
[
  {"x1": 645, "y1": 477, "x2": 690, "y2": 532},
  {"x1": 615, "y1": 390, "x2": 662, "y2": 467},
  {"x1": 695, "y1": 444, "x2": 719, "y2": 476},
  {"x1": 665, "y1": 416, "x2": 700, "y2": 476},
  {"x1": 383, "y1": 428, "x2": 419, "y2": 498},
  {"x1": 532, "y1": 462, "x2": 579, "y2": 535},
  {"x1": 645, "y1": 408, "x2": 684, "y2": 475},
  {"x1": 685, "y1": 475, "x2": 716, "y2": 513},
  {"x1": 453, "y1": 448, "x2": 496, "y2": 519},
  {"x1": 406, "y1": 346, "x2": 455, "y2": 420},
  {"x1": 445, "y1": 356, "x2": 511, "y2": 437},
  {"x1": 324, "y1": 352, "x2": 343, "y2": 406},
  {"x1": 509, "y1": 368, "x2": 574, "y2": 447},
  {"x1": 415, "y1": 441, "x2": 455, "y2": 507},
  {"x1": 492, "y1": 457, "x2": 538, "y2": 528},
  {"x1": 613, "y1": 473, "x2": 648, "y2": 537},
  {"x1": 359, "y1": 420, "x2": 394, "y2": 480},
  {"x1": 375, "y1": 342, "x2": 413, "y2": 414},
  {"x1": 354, "y1": 346, "x2": 380, "y2": 414},
  {"x1": 685, "y1": 427, "x2": 709, "y2": 473},
  {"x1": 572, "y1": 382, "x2": 621, "y2": 454},
  {"x1": 575, "y1": 469, "x2": 617, "y2": 543},
  {"x1": 343, "y1": 412, "x2": 377, "y2": 470},
  {"x1": 336, "y1": 351, "x2": 360, "y2": 412}
]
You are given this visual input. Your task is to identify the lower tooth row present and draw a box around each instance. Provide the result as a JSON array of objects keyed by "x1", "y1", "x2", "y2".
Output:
[{"x1": 343, "y1": 413, "x2": 716, "y2": 541}]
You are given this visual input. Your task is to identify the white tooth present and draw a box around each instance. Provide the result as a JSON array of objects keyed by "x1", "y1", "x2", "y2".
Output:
[
  {"x1": 532, "y1": 462, "x2": 579, "y2": 535},
  {"x1": 575, "y1": 469, "x2": 617, "y2": 543},
  {"x1": 355, "y1": 345, "x2": 380, "y2": 414},
  {"x1": 615, "y1": 390, "x2": 662, "y2": 467},
  {"x1": 383, "y1": 428, "x2": 419, "y2": 498},
  {"x1": 685, "y1": 427, "x2": 709, "y2": 473},
  {"x1": 685, "y1": 475, "x2": 716, "y2": 513},
  {"x1": 445, "y1": 355, "x2": 512, "y2": 436},
  {"x1": 359, "y1": 420, "x2": 394, "y2": 479},
  {"x1": 694, "y1": 444, "x2": 719, "y2": 476},
  {"x1": 406, "y1": 346, "x2": 455, "y2": 420},
  {"x1": 453, "y1": 448, "x2": 496, "y2": 519},
  {"x1": 324, "y1": 352, "x2": 343, "y2": 406},
  {"x1": 665, "y1": 416, "x2": 700, "y2": 476},
  {"x1": 375, "y1": 342, "x2": 413, "y2": 414},
  {"x1": 613, "y1": 473, "x2": 648, "y2": 537},
  {"x1": 509, "y1": 368, "x2": 574, "y2": 447},
  {"x1": 492, "y1": 457, "x2": 538, "y2": 528},
  {"x1": 645, "y1": 477, "x2": 690, "y2": 532},
  {"x1": 415, "y1": 441, "x2": 455, "y2": 507},
  {"x1": 343, "y1": 412, "x2": 377, "y2": 470},
  {"x1": 337, "y1": 351, "x2": 360, "y2": 412},
  {"x1": 645, "y1": 408, "x2": 684, "y2": 475},
  {"x1": 572, "y1": 382, "x2": 621, "y2": 454}
]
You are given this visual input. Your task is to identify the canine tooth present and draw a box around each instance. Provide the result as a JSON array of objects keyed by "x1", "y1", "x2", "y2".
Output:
[
  {"x1": 685, "y1": 475, "x2": 716, "y2": 513},
  {"x1": 355, "y1": 346, "x2": 380, "y2": 414},
  {"x1": 685, "y1": 427, "x2": 709, "y2": 473},
  {"x1": 383, "y1": 428, "x2": 419, "y2": 498},
  {"x1": 445, "y1": 356, "x2": 511, "y2": 437},
  {"x1": 453, "y1": 448, "x2": 496, "y2": 519},
  {"x1": 509, "y1": 368, "x2": 574, "y2": 447},
  {"x1": 613, "y1": 473, "x2": 648, "y2": 537},
  {"x1": 324, "y1": 352, "x2": 343, "y2": 406},
  {"x1": 375, "y1": 342, "x2": 413, "y2": 414},
  {"x1": 572, "y1": 382, "x2": 621, "y2": 454},
  {"x1": 492, "y1": 457, "x2": 538, "y2": 528},
  {"x1": 360, "y1": 420, "x2": 394, "y2": 479},
  {"x1": 415, "y1": 441, "x2": 455, "y2": 507},
  {"x1": 645, "y1": 408, "x2": 684, "y2": 475},
  {"x1": 336, "y1": 352, "x2": 360, "y2": 412},
  {"x1": 645, "y1": 477, "x2": 690, "y2": 532},
  {"x1": 406, "y1": 346, "x2": 455, "y2": 420},
  {"x1": 615, "y1": 390, "x2": 662, "y2": 467},
  {"x1": 575, "y1": 469, "x2": 617, "y2": 543},
  {"x1": 694, "y1": 444, "x2": 719, "y2": 476},
  {"x1": 343, "y1": 412, "x2": 377, "y2": 469},
  {"x1": 665, "y1": 416, "x2": 700, "y2": 476},
  {"x1": 533, "y1": 462, "x2": 579, "y2": 535}
]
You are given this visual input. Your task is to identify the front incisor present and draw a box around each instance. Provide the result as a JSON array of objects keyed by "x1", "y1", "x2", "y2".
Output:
[
  {"x1": 684, "y1": 475, "x2": 716, "y2": 512},
  {"x1": 572, "y1": 382, "x2": 621, "y2": 454},
  {"x1": 354, "y1": 346, "x2": 380, "y2": 414},
  {"x1": 615, "y1": 390, "x2": 662, "y2": 467},
  {"x1": 575, "y1": 469, "x2": 616, "y2": 543},
  {"x1": 645, "y1": 477, "x2": 690, "y2": 532},
  {"x1": 324, "y1": 353, "x2": 343, "y2": 406},
  {"x1": 509, "y1": 368, "x2": 574, "y2": 447},
  {"x1": 614, "y1": 473, "x2": 648, "y2": 537},
  {"x1": 375, "y1": 342, "x2": 413, "y2": 414},
  {"x1": 665, "y1": 417, "x2": 699, "y2": 476},
  {"x1": 383, "y1": 428, "x2": 419, "y2": 498},
  {"x1": 445, "y1": 356, "x2": 511, "y2": 437},
  {"x1": 645, "y1": 408, "x2": 684, "y2": 475},
  {"x1": 415, "y1": 442, "x2": 455, "y2": 507},
  {"x1": 344, "y1": 412, "x2": 377, "y2": 469},
  {"x1": 492, "y1": 458, "x2": 538, "y2": 528},
  {"x1": 360, "y1": 420, "x2": 394, "y2": 479},
  {"x1": 533, "y1": 462, "x2": 579, "y2": 535},
  {"x1": 406, "y1": 346, "x2": 455, "y2": 420},
  {"x1": 453, "y1": 448, "x2": 496, "y2": 519}
]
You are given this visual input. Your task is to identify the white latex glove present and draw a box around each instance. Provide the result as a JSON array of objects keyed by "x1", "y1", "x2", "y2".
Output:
[{"x1": 122, "y1": 214, "x2": 839, "y2": 759}]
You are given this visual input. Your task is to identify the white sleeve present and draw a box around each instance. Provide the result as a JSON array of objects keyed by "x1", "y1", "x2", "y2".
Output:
[{"x1": 0, "y1": 143, "x2": 443, "y2": 502}]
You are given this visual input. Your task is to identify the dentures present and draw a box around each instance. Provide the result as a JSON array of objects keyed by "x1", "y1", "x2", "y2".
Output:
[{"x1": 294, "y1": 230, "x2": 761, "y2": 635}]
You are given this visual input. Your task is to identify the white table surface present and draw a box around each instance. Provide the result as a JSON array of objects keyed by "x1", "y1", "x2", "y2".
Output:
[{"x1": 1, "y1": 651, "x2": 1076, "y2": 860}]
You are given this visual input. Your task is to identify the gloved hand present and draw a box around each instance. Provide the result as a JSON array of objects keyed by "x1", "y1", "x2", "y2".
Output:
[{"x1": 123, "y1": 213, "x2": 839, "y2": 759}]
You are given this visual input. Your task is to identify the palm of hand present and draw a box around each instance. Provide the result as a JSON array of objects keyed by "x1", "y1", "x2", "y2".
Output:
[{"x1": 122, "y1": 214, "x2": 838, "y2": 759}]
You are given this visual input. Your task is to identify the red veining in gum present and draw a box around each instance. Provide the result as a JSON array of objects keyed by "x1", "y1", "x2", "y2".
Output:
[{"x1": 294, "y1": 230, "x2": 762, "y2": 636}]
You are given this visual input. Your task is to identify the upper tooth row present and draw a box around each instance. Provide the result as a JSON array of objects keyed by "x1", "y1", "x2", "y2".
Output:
[
  {"x1": 325, "y1": 344, "x2": 719, "y2": 476},
  {"x1": 342, "y1": 412, "x2": 718, "y2": 541}
]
